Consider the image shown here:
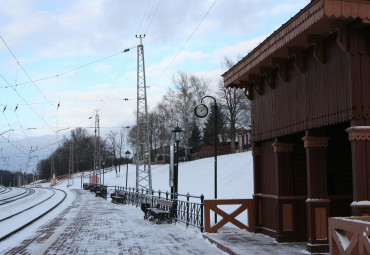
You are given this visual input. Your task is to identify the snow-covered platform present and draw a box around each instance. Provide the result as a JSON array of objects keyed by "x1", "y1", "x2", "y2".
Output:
[
  {"x1": 3, "y1": 189, "x2": 224, "y2": 255},
  {"x1": 3, "y1": 188, "x2": 327, "y2": 255},
  {"x1": 203, "y1": 230, "x2": 314, "y2": 255}
]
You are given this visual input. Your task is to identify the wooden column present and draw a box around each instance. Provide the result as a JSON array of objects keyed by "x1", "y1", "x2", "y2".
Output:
[
  {"x1": 252, "y1": 145, "x2": 262, "y2": 233},
  {"x1": 346, "y1": 126, "x2": 370, "y2": 216},
  {"x1": 302, "y1": 134, "x2": 330, "y2": 253},
  {"x1": 272, "y1": 141, "x2": 296, "y2": 241}
]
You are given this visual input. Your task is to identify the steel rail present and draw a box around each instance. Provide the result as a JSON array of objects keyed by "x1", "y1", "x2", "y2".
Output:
[
  {"x1": 0, "y1": 188, "x2": 56, "y2": 222},
  {"x1": 0, "y1": 188, "x2": 35, "y2": 205},
  {"x1": 0, "y1": 188, "x2": 67, "y2": 242}
]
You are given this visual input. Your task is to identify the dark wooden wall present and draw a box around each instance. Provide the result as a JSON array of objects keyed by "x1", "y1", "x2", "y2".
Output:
[
  {"x1": 349, "y1": 27, "x2": 370, "y2": 126},
  {"x1": 292, "y1": 132, "x2": 307, "y2": 196},
  {"x1": 251, "y1": 34, "x2": 352, "y2": 142},
  {"x1": 260, "y1": 140, "x2": 276, "y2": 195}
]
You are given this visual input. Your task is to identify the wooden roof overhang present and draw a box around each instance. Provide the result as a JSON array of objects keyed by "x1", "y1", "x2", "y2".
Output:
[{"x1": 222, "y1": 0, "x2": 370, "y2": 92}]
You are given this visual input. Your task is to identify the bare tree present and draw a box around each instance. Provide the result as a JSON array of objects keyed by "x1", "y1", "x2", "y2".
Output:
[
  {"x1": 217, "y1": 57, "x2": 251, "y2": 152},
  {"x1": 107, "y1": 131, "x2": 118, "y2": 177},
  {"x1": 162, "y1": 71, "x2": 208, "y2": 158},
  {"x1": 116, "y1": 127, "x2": 128, "y2": 177}
]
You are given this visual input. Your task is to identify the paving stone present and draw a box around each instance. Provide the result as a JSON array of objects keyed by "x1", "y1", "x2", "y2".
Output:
[{"x1": 5, "y1": 189, "x2": 224, "y2": 255}]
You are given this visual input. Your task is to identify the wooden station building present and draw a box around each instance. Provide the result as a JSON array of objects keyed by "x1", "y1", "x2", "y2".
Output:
[{"x1": 222, "y1": 0, "x2": 370, "y2": 253}]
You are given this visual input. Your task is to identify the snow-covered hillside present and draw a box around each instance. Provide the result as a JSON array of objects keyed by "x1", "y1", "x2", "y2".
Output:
[{"x1": 99, "y1": 151, "x2": 254, "y2": 199}]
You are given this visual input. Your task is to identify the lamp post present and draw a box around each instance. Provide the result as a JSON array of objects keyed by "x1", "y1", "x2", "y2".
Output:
[
  {"x1": 194, "y1": 95, "x2": 218, "y2": 223},
  {"x1": 102, "y1": 161, "x2": 105, "y2": 185},
  {"x1": 172, "y1": 125, "x2": 183, "y2": 199},
  {"x1": 125, "y1": 150, "x2": 131, "y2": 189}
]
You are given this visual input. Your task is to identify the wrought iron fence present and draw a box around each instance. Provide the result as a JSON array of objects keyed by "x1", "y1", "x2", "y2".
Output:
[{"x1": 110, "y1": 186, "x2": 204, "y2": 232}]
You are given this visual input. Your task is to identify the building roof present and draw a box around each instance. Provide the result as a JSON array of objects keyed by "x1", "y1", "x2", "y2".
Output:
[{"x1": 222, "y1": 0, "x2": 370, "y2": 88}]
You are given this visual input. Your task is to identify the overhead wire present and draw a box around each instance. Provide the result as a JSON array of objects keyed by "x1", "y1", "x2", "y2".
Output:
[
  {"x1": 0, "y1": 46, "x2": 135, "y2": 89},
  {"x1": 143, "y1": 0, "x2": 162, "y2": 34},
  {"x1": 0, "y1": 4, "x2": 149, "y2": 171},
  {"x1": 151, "y1": 0, "x2": 218, "y2": 86},
  {"x1": 0, "y1": 35, "x2": 55, "y2": 107},
  {"x1": 0, "y1": 73, "x2": 56, "y2": 132}
]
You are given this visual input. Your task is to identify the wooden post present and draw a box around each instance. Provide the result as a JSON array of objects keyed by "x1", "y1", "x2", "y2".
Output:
[
  {"x1": 346, "y1": 126, "x2": 370, "y2": 216},
  {"x1": 302, "y1": 133, "x2": 330, "y2": 253},
  {"x1": 272, "y1": 140, "x2": 295, "y2": 242},
  {"x1": 252, "y1": 145, "x2": 262, "y2": 233}
]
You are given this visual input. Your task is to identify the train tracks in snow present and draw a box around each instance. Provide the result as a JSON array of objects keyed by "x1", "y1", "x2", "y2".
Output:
[{"x1": 0, "y1": 187, "x2": 67, "y2": 241}]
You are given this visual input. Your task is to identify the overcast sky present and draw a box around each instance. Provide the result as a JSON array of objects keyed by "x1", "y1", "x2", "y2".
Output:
[{"x1": 0, "y1": 0, "x2": 310, "y2": 171}]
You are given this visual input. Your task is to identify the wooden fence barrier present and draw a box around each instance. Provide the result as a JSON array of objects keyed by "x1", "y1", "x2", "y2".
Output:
[
  {"x1": 329, "y1": 216, "x2": 370, "y2": 255},
  {"x1": 204, "y1": 199, "x2": 254, "y2": 233}
]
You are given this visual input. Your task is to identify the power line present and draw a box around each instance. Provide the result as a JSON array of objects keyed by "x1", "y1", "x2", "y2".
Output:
[
  {"x1": 0, "y1": 46, "x2": 135, "y2": 89},
  {"x1": 152, "y1": 0, "x2": 218, "y2": 85},
  {"x1": 0, "y1": 35, "x2": 55, "y2": 107},
  {"x1": 0, "y1": 97, "x2": 134, "y2": 108},
  {"x1": 0, "y1": 73, "x2": 56, "y2": 132},
  {"x1": 143, "y1": 0, "x2": 162, "y2": 34}
]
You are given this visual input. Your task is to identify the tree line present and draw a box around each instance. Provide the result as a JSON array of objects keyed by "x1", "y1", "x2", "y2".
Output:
[
  {"x1": 0, "y1": 170, "x2": 34, "y2": 187},
  {"x1": 36, "y1": 127, "x2": 129, "y2": 180}
]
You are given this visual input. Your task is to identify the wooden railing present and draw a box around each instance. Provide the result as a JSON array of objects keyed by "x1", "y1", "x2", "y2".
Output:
[
  {"x1": 204, "y1": 199, "x2": 254, "y2": 233},
  {"x1": 329, "y1": 216, "x2": 370, "y2": 255}
]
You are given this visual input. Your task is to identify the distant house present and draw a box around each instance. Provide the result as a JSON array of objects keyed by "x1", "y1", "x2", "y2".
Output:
[
  {"x1": 236, "y1": 128, "x2": 252, "y2": 151},
  {"x1": 198, "y1": 142, "x2": 232, "y2": 156},
  {"x1": 222, "y1": 0, "x2": 370, "y2": 253}
]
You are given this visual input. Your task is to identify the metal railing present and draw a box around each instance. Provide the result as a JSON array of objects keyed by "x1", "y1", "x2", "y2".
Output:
[{"x1": 109, "y1": 186, "x2": 205, "y2": 232}]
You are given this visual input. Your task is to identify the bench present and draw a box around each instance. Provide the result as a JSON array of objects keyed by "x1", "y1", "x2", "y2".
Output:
[
  {"x1": 95, "y1": 185, "x2": 107, "y2": 198},
  {"x1": 144, "y1": 199, "x2": 175, "y2": 224},
  {"x1": 111, "y1": 190, "x2": 126, "y2": 204},
  {"x1": 89, "y1": 183, "x2": 97, "y2": 192},
  {"x1": 83, "y1": 183, "x2": 91, "y2": 190}
]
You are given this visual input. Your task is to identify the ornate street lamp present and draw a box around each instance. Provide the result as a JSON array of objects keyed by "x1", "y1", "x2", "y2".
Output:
[
  {"x1": 194, "y1": 95, "x2": 218, "y2": 223},
  {"x1": 172, "y1": 125, "x2": 183, "y2": 198},
  {"x1": 125, "y1": 150, "x2": 131, "y2": 189}
]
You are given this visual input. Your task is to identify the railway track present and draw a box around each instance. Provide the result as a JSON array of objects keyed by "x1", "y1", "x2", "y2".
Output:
[
  {"x1": 0, "y1": 188, "x2": 67, "y2": 242},
  {"x1": 0, "y1": 187, "x2": 12, "y2": 194},
  {"x1": 0, "y1": 188, "x2": 35, "y2": 205}
]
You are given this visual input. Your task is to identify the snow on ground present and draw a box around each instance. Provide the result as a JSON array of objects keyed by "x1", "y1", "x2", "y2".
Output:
[
  {"x1": 96, "y1": 151, "x2": 254, "y2": 199},
  {"x1": 0, "y1": 187, "x2": 76, "y2": 252},
  {"x1": 0, "y1": 151, "x2": 253, "y2": 253}
]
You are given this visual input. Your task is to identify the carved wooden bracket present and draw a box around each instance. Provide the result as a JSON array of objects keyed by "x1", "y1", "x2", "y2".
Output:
[
  {"x1": 272, "y1": 142, "x2": 294, "y2": 153},
  {"x1": 252, "y1": 146, "x2": 261, "y2": 156},
  {"x1": 302, "y1": 136, "x2": 329, "y2": 148},
  {"x1": 346, "y1": 126, "x2": 370, "y2": 141},
  {"x1": 272, "y1": 58, "x2": 288, "y2": 82},
  {"x1": 288, "y1": 47, "x2": 305, "y2": 73},
  {"x1": 307, "y1": 35, "x2": 325, "y2": 64},
  {"x1": 249, "y1": 75, "x2": 263, "y2": 95},
  {"x1": 241, "y1": 81, "x2": 254, "y2": 100},
  {"x1": 328, "y1": 20, "x2": 349, "y2": 52},
  {"x1": 260, "y1": 67, "x2": 275, "y2": 89}
]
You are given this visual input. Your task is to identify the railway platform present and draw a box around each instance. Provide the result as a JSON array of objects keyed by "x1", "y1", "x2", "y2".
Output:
[
  {"x1": 4, "y1": 189, "x2": 222, "y2": 255},
  {"x1": 3, "y1": 189, "x2": 315, "y2": 255}
]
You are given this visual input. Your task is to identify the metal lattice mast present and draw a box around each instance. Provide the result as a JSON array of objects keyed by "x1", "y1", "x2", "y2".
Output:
[{"x1": 135, "y1": 35, "x2": 152, "y2": 192}]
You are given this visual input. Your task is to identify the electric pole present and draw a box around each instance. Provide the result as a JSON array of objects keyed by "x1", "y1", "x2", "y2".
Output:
[
  {"x1": 68, "y1": 141, "x2": 74, "y2": 186},
  {"x1": 135, "y1": 35, "x2": 152, "y2": 192},
  {"x1": 50, "y1": 156, "x2": 55, "y2": 186},
  {"x1": 93, "y1": 109, "x2": 101, "y2": 184}
]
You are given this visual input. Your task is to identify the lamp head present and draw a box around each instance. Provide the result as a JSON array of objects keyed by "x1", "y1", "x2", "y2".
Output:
[{"x1": 172, "y1": 124, "x2": 183, "y2": 142}]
